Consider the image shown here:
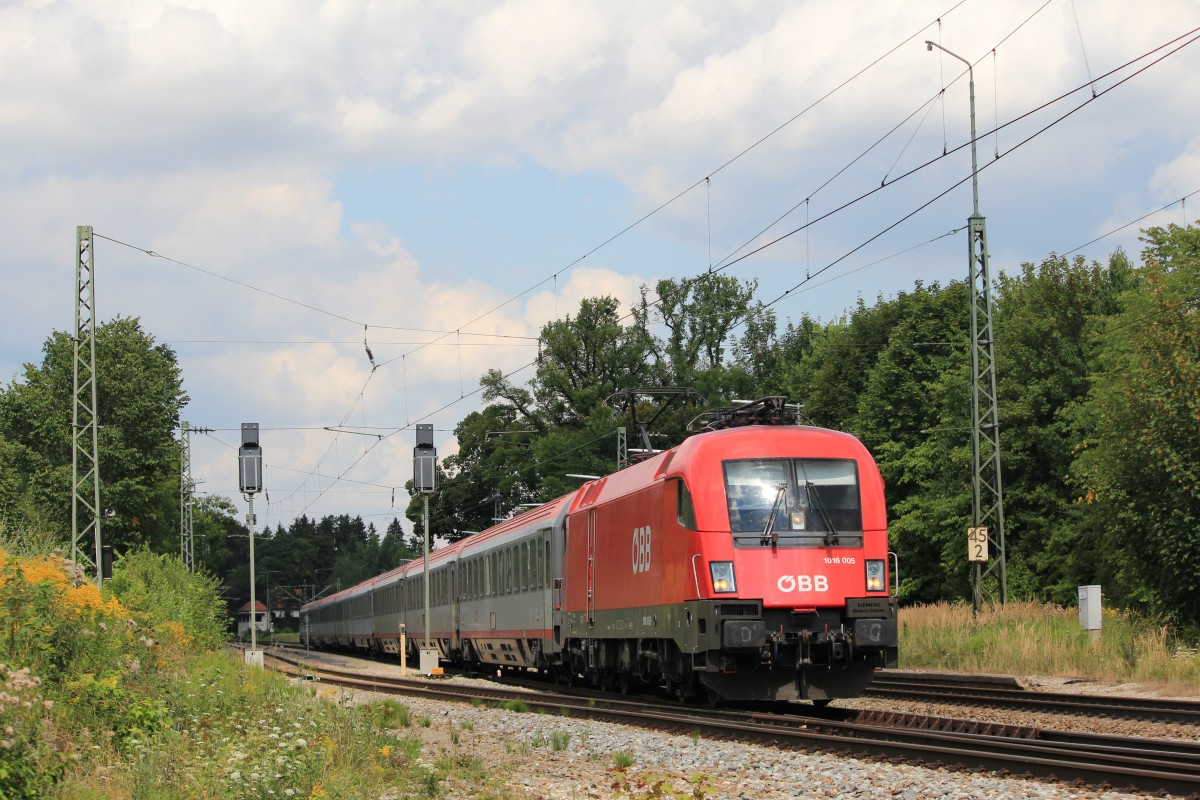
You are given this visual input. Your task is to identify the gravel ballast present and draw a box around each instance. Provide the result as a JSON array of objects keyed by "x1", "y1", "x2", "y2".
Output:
[{"x1": 293, "y1": 650, "x2": 1193, "y2": 799}]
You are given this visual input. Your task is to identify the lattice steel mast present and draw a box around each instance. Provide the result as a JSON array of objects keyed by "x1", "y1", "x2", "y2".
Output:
[
  {"x1": 71, "y1": 225, "x2": 103, "y2": 586},
  {"x1": 927, "y1": 41, "x2": 1008, "y2": 610},
  {"x1": 180, "y1": 421, "x2": 195, "y2": 571}
]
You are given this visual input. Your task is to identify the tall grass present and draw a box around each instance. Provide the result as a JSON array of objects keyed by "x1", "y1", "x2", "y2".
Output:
[
  {"x1": 900, "y1": 601, "x2": 1200, "y2": 692},
  {"x1": 0, "y1": 543, "x2": 437, "y2": 799}
]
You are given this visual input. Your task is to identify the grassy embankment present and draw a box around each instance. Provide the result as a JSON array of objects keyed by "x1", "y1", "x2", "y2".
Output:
[
  {"x1": 0, "y1": 540, "x2": 514, "y2": 800},
  {"x1": 900, "y1": 600, "x2": 1200, "y2": 694},
  {"x1": 4, "y1": 531, "x2": 1199, "y2": 798}
]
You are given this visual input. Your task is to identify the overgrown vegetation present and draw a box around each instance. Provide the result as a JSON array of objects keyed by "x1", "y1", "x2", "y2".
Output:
[
  {"x1": 900, "y1": 601, "x2": 1200, "y2": 692},
  {"x1": 4, "y1": 528, "x2": 1200, "y2": 796},
  {"x1": 0, "y1": 543, "x2": 432, "y2": 799}
]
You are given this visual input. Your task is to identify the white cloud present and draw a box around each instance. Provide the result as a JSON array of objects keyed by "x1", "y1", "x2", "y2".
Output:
[{"x1": 3, "y1": 0, "x2": 1198, "y2": 527}]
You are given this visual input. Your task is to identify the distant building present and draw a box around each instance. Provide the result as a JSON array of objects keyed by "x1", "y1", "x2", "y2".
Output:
[
  {"x1": 237, "y1": 600, "x2": 270, "y2": 638},
  {"x1": 269, "y1": 586, "x2": 306, "y2": 622}
]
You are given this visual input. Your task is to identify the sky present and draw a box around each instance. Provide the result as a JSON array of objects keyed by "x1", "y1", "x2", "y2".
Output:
[{"x1": 1, "y1": 0, "x2": 1197, "y2": 538}]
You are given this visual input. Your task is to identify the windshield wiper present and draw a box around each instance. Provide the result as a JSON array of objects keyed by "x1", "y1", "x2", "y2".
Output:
[
  {"x1": 802, "y1": 480, "x2": 840, "y2": 546},
  {"x1": 761, "y1": 483, "x2": 788, "y2": 547}
]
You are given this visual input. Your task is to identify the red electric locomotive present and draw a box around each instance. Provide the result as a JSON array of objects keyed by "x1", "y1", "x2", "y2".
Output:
[
  {"x1": 302, "y1": 397, "x2": 897, "y2": 705},
  {"x1": 556, "y1": 398, "x2": 897, "y2": 703}
]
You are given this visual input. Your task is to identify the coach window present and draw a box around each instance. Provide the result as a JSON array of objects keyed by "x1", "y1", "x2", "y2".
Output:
[
  {"x1": 676, "y1": 479, "x2": 697, "y2": 530},
  {"x1": 515, "y1": 544, "x2": 521, "y2": 590},
  {"x1": 521, "y1": 542, "x2": 529, "y2": 590}
]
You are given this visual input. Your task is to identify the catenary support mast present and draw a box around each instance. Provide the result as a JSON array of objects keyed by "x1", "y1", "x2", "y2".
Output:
[
  {"x1": 926, "y1": 41, "x2": 1008, "y2": 610},
  {"x1": 71, "y1": 225, "x2": 103, "y2": 586}
]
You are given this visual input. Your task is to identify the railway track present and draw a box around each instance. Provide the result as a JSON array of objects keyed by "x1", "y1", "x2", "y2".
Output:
[
  {"x1": 266, "y1": 651, "x2": 1200, "y2": 796},
  {"x1": 868, "y1": 670, "x2": 1200, "y2": 725}
]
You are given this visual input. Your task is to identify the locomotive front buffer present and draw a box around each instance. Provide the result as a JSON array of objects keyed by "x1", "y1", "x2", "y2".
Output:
[{"x1": 703, "y1": 597, "x2": 899, "y2": 703}]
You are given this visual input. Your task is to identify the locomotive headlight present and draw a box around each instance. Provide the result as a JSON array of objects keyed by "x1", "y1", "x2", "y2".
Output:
[
  {"x1": 709, "y1": 561, "x2": 737, "y2": 594},
  {"x1": 865, "y1": 559, "x2": 886, "y2": 592}
]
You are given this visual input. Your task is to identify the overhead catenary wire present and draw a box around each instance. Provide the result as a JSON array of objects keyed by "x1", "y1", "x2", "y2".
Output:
[
  {"x1": 289, "y1": 19, "x2": 1200, "y2": 522},
  {"x1": 287, "y1": 22, "x2": 1200, "y2": 521},
  {"x1": 99, "y1": 0, "x2": 977, "y2": 446},
  {"x1": 680, "y1": 0, "x2": 1061, "y2": 294},
  {"x1": 371, "y1": 0, "x2": 972, "y2": 371},
  {"x1": 130, "y1": 11, "x2": 1195, "y2": 527},
  {"x1": 712, "y1": 25, "x2": 1200, "y2": 301},
  {"x1": 1062, "y1": 189, "x2": 1200, "y2": 257},
  {"x1": 755, "y1": 28, "x2": 1200, "y2": 313}
]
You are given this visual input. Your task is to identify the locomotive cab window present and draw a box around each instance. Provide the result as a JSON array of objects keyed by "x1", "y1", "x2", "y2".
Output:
[
  {"x1": 724, "y1": 458, "x2": 862, "y2": 547},
  {"x1": 675, "y1": 479, "x2": 697, "y2": 530}
]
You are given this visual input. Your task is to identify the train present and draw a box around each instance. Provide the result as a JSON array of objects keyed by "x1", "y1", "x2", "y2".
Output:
[{"x1": 300, "y1": 398, "x2": 898, "y2": 704}]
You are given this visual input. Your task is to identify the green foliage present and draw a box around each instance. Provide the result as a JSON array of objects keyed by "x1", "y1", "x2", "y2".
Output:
[
  {"x1": 899, "y1": 601, "x2": 1200, "y2": 689},
  {"x1": 1071, "y1": 224, "x2": 1200, "y2": 622},
  {"x1": 607, "y1": 767, "x2": 718, "y2": 800},
  {"x1": 104, "y1": 548, "x2": 229, "y2": 651},
  {"x1": 63, "y1": 671, "x2": 171, "y2": 745},
  {"x1": 648, "y1": 274, "x2": 759, "y2": 383},
  {"x1": 360, "y1": 698, "x2": 411, "y2": 728},
  {"x1": 0, "y1": 664, "x2": 69, "y2": 800},
  {"x1": 0, "y1": 553, "x2": 127, "y2": 683},
  {"x1": 0, "y1": 316, "x2": 187, "y2": 552},
  {"x1": 990, "y1": 253, "x2": 1130, "y2": 603},
  {"x1": 498, "y1": 699, "x2": 529, "y2": 713},
  {"x1": 0, "y1": 552, "x2": 129, "y2": 798}
]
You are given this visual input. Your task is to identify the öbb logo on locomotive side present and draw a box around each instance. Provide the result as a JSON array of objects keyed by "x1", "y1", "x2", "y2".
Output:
[
  {"x1": 632, "y1": 526, "x2": 652, "y2": 574},
  {"x1": 777, "y1": 574, "x2": 829, "y2": 593}
]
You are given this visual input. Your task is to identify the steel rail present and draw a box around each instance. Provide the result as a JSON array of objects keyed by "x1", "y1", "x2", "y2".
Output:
[
  {"x1": 266, "y1": 652, "x2": 1200, "y2": 796},
  {"x1": 868, "y1": 673, "x2": 1200, "y2": 725}
]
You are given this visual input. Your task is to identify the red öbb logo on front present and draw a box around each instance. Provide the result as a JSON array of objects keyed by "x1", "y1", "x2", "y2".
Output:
[{"x1": 777, "y1": 575, "x2": 829, "y2": 593}]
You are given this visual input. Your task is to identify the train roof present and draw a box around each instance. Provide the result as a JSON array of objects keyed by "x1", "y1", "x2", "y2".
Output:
[
  {"x1": 299, "y1": 424, "x2": 880, "y2": 613},
  {"x1": 456, "y1": 493, "x2": 575, "y2": 556}
]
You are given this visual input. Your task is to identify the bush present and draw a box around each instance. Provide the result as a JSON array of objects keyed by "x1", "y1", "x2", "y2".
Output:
[
  {"x1": 0, "y1": 550, "x2": 129, "y2": 681},
  {"x1": 103, "y1": 549, "x2": 229, "y2": 651},
  {"x1": 0, "y1": 664, "x2": 69, "y2": 800}
]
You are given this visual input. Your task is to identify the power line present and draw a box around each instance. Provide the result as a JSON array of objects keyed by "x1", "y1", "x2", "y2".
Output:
[
  {"x1": 1063, "y1": 190, "x2": 1200, "y2": 257},
  {"x1": 165, "y1": 338, "x2": 537, "y2": 347},
  {"x1": 93, "y1": 233, "x2": 362, "y2": 327},
  {"x1": 372, "y1": 1, "x2": 972, "y2": 370},
  {"x1": 276, "y1": 22, "x2": 1200, "y2": 523},
  {"x1": 743, "y1": 26, "x2": 1200, "y2": 313},
  {"x1": 109, "y1": 15, "x2": 1196, "y2": 528}
]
